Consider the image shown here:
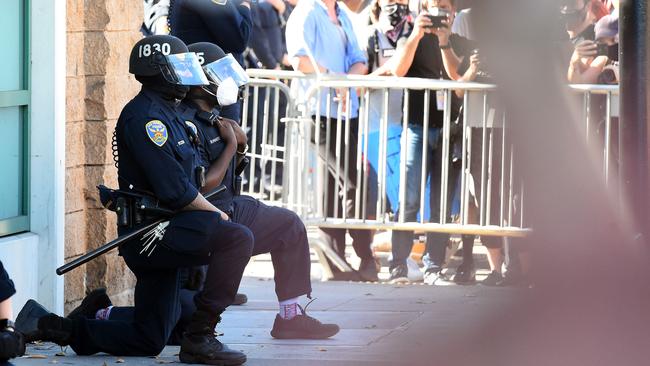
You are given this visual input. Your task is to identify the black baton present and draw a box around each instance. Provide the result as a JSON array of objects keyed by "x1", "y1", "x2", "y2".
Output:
[{"x1": 56, "y1": 185, "x2": 227, "y2": 276}]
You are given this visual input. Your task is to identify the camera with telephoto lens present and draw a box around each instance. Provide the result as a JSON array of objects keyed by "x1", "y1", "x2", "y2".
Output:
[{"x1": 425, "y1": 7, "x2": 450, "y2": 28}]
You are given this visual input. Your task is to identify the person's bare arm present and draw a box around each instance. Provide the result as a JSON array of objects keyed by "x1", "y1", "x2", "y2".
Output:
[
  {"x1": 385, "y1": 14, "x2": 432, "y2": 77},
  {"x1": 202, "y1": 119, "x2": 237, "y2": 195},
  {"x1": 182, "y1": 192, "x2": 229, "y2": 220},
  {"x1": 454, "y1": 53, "x2": 480, "y2": 98},
  {"x1": 432, "y1": 18, "x2": 463, "y2": 80},
  {"x1": 568, "y1": 40, "x2": 608, "y2": 84},
  {"x1": 224, "y1": 118, "x2": 249, "y2": 166},
  {"x1": 291, "y1": 56, "x2": 327, "y2": 74},
  {"x1": 348, "y1": 62, "x2": 368, "y2": 75}
]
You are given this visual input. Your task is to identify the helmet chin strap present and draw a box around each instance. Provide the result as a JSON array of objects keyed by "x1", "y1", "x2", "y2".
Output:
[{"x1": 196, "y1": 84, "x2": 220, "y2": 108}]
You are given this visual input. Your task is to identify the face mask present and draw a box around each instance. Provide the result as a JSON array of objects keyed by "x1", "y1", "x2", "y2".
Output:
[
  {"x1": 380, "y1": 3, "x2": 409, "y2": 28},
  {"x1": 216, "y1": 77, "x2": 240, "y2": 107}
]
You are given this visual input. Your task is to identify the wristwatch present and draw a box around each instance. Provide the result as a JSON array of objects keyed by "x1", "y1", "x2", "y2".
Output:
[
  {"x1": 439, "y1": 43, "x2": 451, "y2": 50},
  {"x1": 237, "y1": 144, "x2": 249, "y2": 156}
]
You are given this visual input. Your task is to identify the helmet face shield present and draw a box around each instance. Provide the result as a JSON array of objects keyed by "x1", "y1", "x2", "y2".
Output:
[
  {"x1": 160, "y1": 52, "x2": 209, "y2": 86},
  {"x1": 203, "y1": 54, "x2": 249, "y2": 87}
]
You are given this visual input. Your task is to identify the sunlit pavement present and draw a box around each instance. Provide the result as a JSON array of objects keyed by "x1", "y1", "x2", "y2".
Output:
[{"x1": 14, "y1": 242, "x2": 520, "y2": 366}]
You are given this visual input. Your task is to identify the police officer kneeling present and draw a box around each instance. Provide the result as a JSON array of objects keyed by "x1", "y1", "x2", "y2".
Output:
[
  {"x1": 23, "y1": 36, "x2": 251, "y2": 365},
  {"x1": 179, "y1": 42, "x2": 340, "y2": 339}
]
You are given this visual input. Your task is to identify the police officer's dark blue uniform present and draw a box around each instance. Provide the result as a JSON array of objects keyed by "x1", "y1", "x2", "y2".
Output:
[
  {"x1": 179, "y1": 42, "x2": 339, "y2": 339},
  {"x1": 169, "y1": 0, "x2": 253, "y2": 122},
  {"x1": 25, "y1": 36, "x2": 251, "y2": 366}
]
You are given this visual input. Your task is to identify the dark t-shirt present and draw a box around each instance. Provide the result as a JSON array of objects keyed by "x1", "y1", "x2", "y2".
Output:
[{"x1": 405, "y1": 33, "x2": 473, "y2": 127}]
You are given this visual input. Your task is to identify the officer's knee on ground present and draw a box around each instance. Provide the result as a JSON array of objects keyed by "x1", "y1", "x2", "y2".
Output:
[{"x1": 137, "y1": 332, "x2": 169, "y2": 357}]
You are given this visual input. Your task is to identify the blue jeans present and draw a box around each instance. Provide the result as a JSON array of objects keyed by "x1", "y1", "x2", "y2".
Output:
[{"x1": 391, "y1": 125, "x2": 451, "y2": 272}]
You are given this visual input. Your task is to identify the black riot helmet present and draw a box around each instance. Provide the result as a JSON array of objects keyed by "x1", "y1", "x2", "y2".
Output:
[
  {"x1": 129, "y1": 35, "x2": 209, "y2": 87},
  {"x1": 187, "y1": 42, "x2": 249, "y2": 107}
]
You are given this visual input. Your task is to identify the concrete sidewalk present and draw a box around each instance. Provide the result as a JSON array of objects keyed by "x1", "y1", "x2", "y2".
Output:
[{"x1": 13, "y1": 274, "x2": 518, "y2": 366}]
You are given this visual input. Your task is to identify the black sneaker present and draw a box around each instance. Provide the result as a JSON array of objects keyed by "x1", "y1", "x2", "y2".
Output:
[
  {"x1": 232, "y1": 293, "x2": 248, "y2": 306},
  {"x1": 452, "y1": 264, "x2": 476, "y2": 284},
  {"x1": 270, "y1": 303, "x2": 339, "y2": 339},
  {"x1": 497, "y1": 272, "x2": 533, "y2": 288},
  {"x1": 388, "y1": 264, "x2": 409, "y2": 284},
  {"x1": 67, "y1": 288, "x2": 112, "y2": 320},
  {"x1": 0, "y1": 320, "x2": 25, "y2": 362},
  {"x1": 481, "y1": 270, "x2": 504, "y2": 286}
]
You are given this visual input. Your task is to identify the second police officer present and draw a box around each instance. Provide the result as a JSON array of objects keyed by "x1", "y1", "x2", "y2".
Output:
[
  {"x1": 182, "y1": 42, "x2": 340, "y2": 339},
  {"x1": 18, "y1": 35, "x2": 252, "y2": 365}
]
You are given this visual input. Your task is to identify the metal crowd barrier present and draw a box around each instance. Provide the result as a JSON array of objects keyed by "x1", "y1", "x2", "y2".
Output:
[
  {"x1": 241, "y1": 69, "x2": 619, "y2": 275},
  {"x1": 569, "y1": 84, "x2": 620, "y2": 188},
  {"x1": 289, "y1": 75, "x2": 528, "y2": 237}
]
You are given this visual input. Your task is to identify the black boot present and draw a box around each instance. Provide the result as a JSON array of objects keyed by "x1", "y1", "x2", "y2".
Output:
[
  {"x1": 179, "y1": 310, "x2": 246, "y2": 365},
  {"x1": 67, "y1": 288, "x2": 112, "y2": 320},
  {"x1": 14, "y1": 299, "x2": 50, "y2": 342},
  {"x1": 0, "y1": 320, "x2": 25, "y2": 362},
  {"x1": 36, "y1": 314, "x2": 74, "y2": 347},
  {"x1": 15, "y1": 300, "x2": 74, "y2": 346}
]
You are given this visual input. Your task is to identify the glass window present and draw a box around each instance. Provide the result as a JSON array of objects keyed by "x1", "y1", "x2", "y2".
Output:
[
  {"x1": 0, "y1": 107, "x2": 25, "y2": 220},
  {"x1": 0, "y1": 0, "x2": 25, "y2": 92},
  {"x1": 0, "y1": 0, "x2": 29, "y2": 237}
]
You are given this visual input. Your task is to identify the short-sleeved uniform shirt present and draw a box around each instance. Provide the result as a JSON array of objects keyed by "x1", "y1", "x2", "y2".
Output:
[
  {"x1": 115, "y1": 88, "x2": 201, "y2": 223},
  {"x1": 181, "y1": 102, "x2": 237, "y2": 214}
]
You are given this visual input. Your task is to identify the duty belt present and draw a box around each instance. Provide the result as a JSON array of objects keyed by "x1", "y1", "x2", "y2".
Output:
[{"x1": 97, "y1": 185, "x2": 174, "y2": 228}]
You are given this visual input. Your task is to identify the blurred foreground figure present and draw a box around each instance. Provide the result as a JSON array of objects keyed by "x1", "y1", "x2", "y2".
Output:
[{"x1": 382, "y1": 1, "x2": 650, "y2": 364}]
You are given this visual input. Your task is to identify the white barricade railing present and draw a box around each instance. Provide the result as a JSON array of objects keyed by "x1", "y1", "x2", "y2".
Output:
[
  {"x1": 241, "y1": 71, "x2": 619, "y2": 239},
  {"x1": 242, "y1": 71, "x2": 526, "y2": 237},
  {"x1": 569, "y1": 84, "x2": 620, "y2": 189},
  {"x1": 239, "y1": 71, "x2": 622, "y2": 276},
  {"x1": 295, "y1": 76, "x2": 527, "y2": 237}
]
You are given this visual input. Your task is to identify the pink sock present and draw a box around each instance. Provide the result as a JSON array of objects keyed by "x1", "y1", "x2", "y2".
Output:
[
  {"x1": 95, "y1": 306, "x2": 113, "y2": 320},
  {"x1": 279, "y1": 297, "x2": 302, "y2": 320}
]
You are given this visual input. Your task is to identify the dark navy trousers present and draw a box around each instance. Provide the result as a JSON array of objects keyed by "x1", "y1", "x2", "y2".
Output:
[
  {"x1": 69, "y1": 210, "x2": 253, "y2": 356},
  {"x1": 107, "y1": 196, "x2": 312, "y2": 346}
]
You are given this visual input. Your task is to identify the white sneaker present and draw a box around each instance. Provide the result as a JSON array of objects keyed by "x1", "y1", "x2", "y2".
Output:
[{"x1": 406, "y1": 258, "x2": 424, "y2": 282}]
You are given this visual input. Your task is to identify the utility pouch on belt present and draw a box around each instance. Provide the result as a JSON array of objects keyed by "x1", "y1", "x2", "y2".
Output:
[{"x1": 97, "y1": 185, "x2": 174, "y2": 227}]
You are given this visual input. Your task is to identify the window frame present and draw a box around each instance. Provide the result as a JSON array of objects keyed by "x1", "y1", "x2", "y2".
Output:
[{"x1": 0, "y1": 0, "x2": 31, "y2": 237}]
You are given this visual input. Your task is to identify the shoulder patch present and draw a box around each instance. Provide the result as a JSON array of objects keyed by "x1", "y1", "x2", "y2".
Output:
[{"x1": 145, "y1": 120, "x2": 168, "y2": 147}]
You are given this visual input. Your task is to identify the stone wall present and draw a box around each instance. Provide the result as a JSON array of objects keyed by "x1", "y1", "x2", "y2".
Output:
[{"x1": 64, "y1": 0, "x2": 143, "y2": 313}]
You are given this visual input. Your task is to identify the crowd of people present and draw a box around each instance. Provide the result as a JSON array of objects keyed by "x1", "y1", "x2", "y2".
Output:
[{"x1": 0, "y1": 0, "x2": 620, "y2": 364}]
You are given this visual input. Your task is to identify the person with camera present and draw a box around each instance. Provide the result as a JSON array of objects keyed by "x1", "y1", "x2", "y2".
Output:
[
  {"x1": 562, "y1": 0, "x2": 610, "y2": 83},
  {"x1": 382, "y1": 0, "x2": 472, "y2": 284},
  {"x1": 286, "y1": 0, "x2": 381, "y2": 282}
]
